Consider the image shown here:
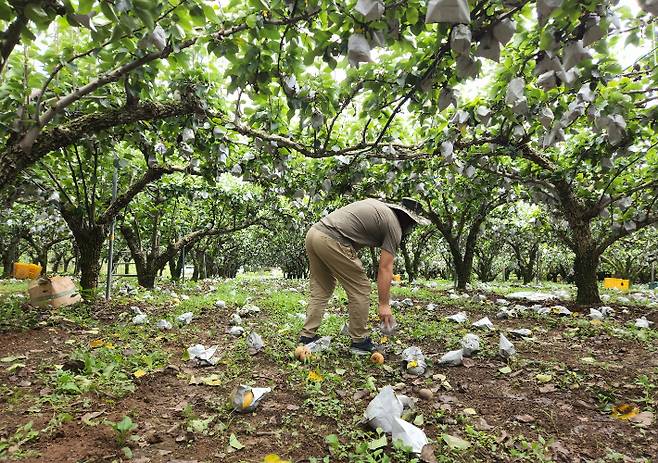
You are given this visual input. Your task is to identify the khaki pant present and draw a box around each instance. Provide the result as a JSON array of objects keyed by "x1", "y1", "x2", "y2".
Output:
[{"x1": 300, "y1": 227, "x2": 371, "y2": 342}]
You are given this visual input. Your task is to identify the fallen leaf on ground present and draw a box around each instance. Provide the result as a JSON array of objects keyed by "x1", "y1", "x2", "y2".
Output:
[
  {"x1": 442, "y1": 433, "x2": 471, "y2": 450},
  {"x1": 462, "y1": 408, "x2": 477, "y2": 415},
  {"x1": 229, "y1": 433, "x2": 244, "y2": 450},
  {"x1": 263, "y1": 454, "x2": 291, "y2": 463},
  {"x1": 420, "y1": 444, "x2": 437, "y2": 463},
  {"x1": 474, "y1": 417, "x2": 493, "y2": 431},
  {"x1": 307, "y1": 370, "x2": 324, "y2": 382},
  {"x1": 539, "y1": 384, "x2": 557, "y2": 394},
  {"x1": 611, "y1": 403, "x2": 639, "y2": 420},
  {"x1": 536, "y1": 374, "x2": 552, "y2": 383},
  {"x1": 89, "y1": 339, "x2": 104, "y2": 348},
  {"x1": 629, "y1": 411, "x2": 654, "y2": 427},
  {"x1": 515, "y1": 414, "x2": 535, "y2": 423},
  {"x1": 368, "y1": 435, "x2": 387, "y2": 450},
  {"x1": 81, "y1": 411, "x2": 105, "y2": 425},
  {"x1": 499, "y1": 366, "x2": 512, "y2": 374},
  {"x1": 335, "y1": 368, "x2": 346, "y2": 375},
  {"x1": 133, "y1": 369, "x2": 147, "y2": 378}
]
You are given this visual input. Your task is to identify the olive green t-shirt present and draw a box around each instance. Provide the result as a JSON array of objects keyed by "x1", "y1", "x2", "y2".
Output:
[{"x1": 313, "y1": 199, "x2": 402, "y2": 255}]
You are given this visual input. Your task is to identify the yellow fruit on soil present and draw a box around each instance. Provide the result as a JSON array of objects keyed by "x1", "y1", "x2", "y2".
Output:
[
  {"x1": 370, "y1": 352, "x2": 385, "y2": 364},
  {"x1": 241, "y1": 390, "x2": 254, "y2": 409},
  {"x1": 294, "y1": 345, "x2": 311, "y2": 362}
]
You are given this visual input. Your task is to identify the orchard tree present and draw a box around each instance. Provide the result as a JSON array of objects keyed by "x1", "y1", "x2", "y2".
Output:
[
  {"x1": 400, "y1": 226, "x2": 438, "y2": 282},
  {"x1": 119, "y1": 175, "x2": 265, "y2": 288}
]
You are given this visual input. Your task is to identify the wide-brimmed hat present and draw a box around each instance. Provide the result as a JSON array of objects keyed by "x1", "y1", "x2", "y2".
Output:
[{"x1": 385, "y1": 198, "x2": 431, "y2": 226}]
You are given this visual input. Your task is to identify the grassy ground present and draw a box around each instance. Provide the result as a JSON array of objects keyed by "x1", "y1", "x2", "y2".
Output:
[{"x1": 0, "y1": 276, "x2": 656, "y2": 462}]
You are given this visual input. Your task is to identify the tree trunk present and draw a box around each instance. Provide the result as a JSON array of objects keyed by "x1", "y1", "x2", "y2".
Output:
[
  {"x1": 37, "y1": 249, "x2": 49, "y2": 275},
  {"x1": 568, "y1": 219, "x2": 602, "y2": 304},
  {"x1": 2, "y1": 236, "x2": 20, "y2": 277},
  {"x1": 137, "y1": 270, "x2": 157, "y2": 289},
  {"x1": 574, "y1": 251, "x2": 601, "y2": 304},
  {"x1": 400, "y1": 238, "x2": 415, "y2": 282},
  {"x1": 77, "y1": 231, "x2": 106, "y2": 291}
]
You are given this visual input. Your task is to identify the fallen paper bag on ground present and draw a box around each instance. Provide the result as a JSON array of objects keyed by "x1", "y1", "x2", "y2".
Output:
[
  {"x1": 589, "y1": 308, "x2": 603, "y2": 320},
  {"x1": 380, "y1": 316, "x2": 398, "y2": 335},
  {"x1": 177, "y1": 312, "x2": 193, "y2": 324},
  {"x1": 391, "y1": 417, "x2": 428, "y2": 454},
  {"x1": 230, "y1": 313, "x2": 243, "y2": 326},
  {"x1": 187, "y1": 344, "x2": 218, "y2": 366},
  {"x1": 157, "y1": 319, "x2": 172, "y2": 330},
  {"x1": 132, "y1": 314, "x2": 148, "y2": 325},
  {"x1": 508, "y1": 328, "x2": 532, "y2": 338},
  {"x1": 446, "y1": 311, "x2": 468, "y2": 323},
  {"x1": 228, "y1": 326, "x2": 245, "y2": 336},
  {"x1": 231, "y1": 384, "x2": 272, "y2": 412},
  {"x1": 499, "y1": 334, "x2": 516, "y2": 359},
  {"x1": 247, "y1": 332, "x2": 264, "y2": 354},
  {"x1": 438, "y1": 348, "x2": 464, "y2": 366},
  {"x1": 401, "y1": 346, "x2": 426, "y2": 375},
  {"x1": 472, "y1": 317, "x2": 494, "y2": 330},
  {"x1": 461, "y1": 334, "x2": 480, "y2": 356},
  {"x1": 28, "y1": 276, "x2": 81, "y2": 308},
  {"x1": 365, "y1": 385, "x2": 404, "y2": 433},
  {"x1": 305, "y1": 336, "x2": 332, "y2": 352},
  {"x1": 635, "y1": 317, "x2": 653, "y2": 328}
]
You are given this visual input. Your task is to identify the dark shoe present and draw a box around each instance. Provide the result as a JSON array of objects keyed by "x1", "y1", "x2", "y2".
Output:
[
  {"x1": 350, "y1": 337, "x2": 378, "y2": 355},
  {"x1": 299, "y1": 335, "x2": 319, "y2": 345}
]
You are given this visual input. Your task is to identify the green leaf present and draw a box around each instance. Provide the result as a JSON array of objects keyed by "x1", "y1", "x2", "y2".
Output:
[
  {"x1": 406, "y1": 7, "x2": 418, "y2": 25},
  {"x1": 0, "y1": 1, "x2": 12, "y2": 21},
  {"x1": 245, "y1": 14, "x2": 257, "y2": 28},
  {"x1": 100, "y1": 2, "x2": 118, "y2": 22},
  {"x1": 229, "y1": 433, "x2": 244, "y2": 450},
  {"x1": 116, "y1": 416, "x2": 135, "y2": 433},
  {"x1": 24, "y1": 4, "x2": 49, "y2": 22},
  {"x1": 368, "y1": 435, "x2": 387, "y2": 450},
  {"x1": 499, "y1": 366, "x2": 512, "y2": 374},
  {"x1": 442, "y1": 434, "x2": 471, "y2": 450}
]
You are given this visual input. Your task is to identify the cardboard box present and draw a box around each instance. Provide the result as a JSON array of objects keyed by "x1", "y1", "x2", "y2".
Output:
[
  {"x1": 28, "y1": 276, "x2": 82, "y2": 308},
  {"x1": 12, "y1": 262, "x2": 42, "y2": 279}
]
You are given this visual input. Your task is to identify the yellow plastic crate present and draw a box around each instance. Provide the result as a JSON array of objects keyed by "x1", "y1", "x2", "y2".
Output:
[
  {"x1": 603, "y1": 278, "x2": 630, "y2": 293},
  {"x1": 12, "y1": 262, "x2": 42, "y2": 280}
]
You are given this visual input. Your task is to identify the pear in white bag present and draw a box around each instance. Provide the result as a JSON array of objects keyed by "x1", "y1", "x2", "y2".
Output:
[
  {"x1": 563, "y1": 40, "x2": 590, "y2": 71},
  {"x1": 450, "y1": 24, "x2": 471, "y2": 55},
  {"x1": 639, "y1": 0, "x2": 658, "y2": 15},
  {"x1": 425, "y1": 0, "x2": 470, "y2": 24},
  {"x1": 355, "y1": 0, "x2": 385, "y2": 21},
  {"x1": 347, "y1": 34, "x2": 373, "y2": 67},
  {"x1": 475, "y1": 33, "x2": 501, "y2": 62},
  {"x1": 493, "y1": 18, "x2": 516, "y2": 45},
  {"x1": 537, "y1": 0, "x2": 563, "y2": 26}
]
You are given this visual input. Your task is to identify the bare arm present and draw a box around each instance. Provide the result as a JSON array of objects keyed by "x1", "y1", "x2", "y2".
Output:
[{"x1": 377, "y1": 250, "x2": 395, "y2": 326}]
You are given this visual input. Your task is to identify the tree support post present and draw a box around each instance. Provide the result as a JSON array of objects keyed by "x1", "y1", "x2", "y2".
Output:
[{"x1": 104, "y1": 155, "x2": 118, "y2": 300}]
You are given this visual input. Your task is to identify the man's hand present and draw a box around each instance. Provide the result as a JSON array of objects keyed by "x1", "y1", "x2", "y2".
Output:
[{"x1": 378, "y1": 303, "x2": 393, "y2": 328}]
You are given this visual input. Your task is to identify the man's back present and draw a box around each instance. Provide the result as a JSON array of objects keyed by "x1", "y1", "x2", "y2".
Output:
[{"x1": 314, "y1": 199, "x2": 402, "y2": 255}]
